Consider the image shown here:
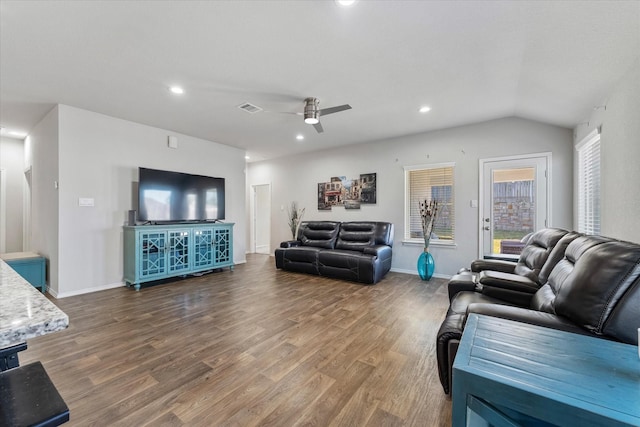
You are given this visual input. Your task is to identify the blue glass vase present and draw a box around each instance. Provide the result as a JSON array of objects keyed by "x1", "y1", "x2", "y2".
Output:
[{"x1": 417, "y1": 249, "x2": 435, "y2": 281}]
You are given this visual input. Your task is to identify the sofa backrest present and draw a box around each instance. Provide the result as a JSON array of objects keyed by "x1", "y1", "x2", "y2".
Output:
[
  {"x1": 532, "y1": 235, "x2": 640, "y2": 344},
  {"x1": 513, "y1": 228, "x2": 569, "y2": 283},
  {"x1": 537, "y1": 231, "x2": 583, "y2": 284},
  {"x1": 335, "y1": 222, "x2": 394, "y2": 252},
  {"x1": 297, "y1": 221, "x2": 340, "y2": 249}
]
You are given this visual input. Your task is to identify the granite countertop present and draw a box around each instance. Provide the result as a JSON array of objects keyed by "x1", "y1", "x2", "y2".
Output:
[{"x1": 0, "y1": 259, "x2": 69, "y2": 348}]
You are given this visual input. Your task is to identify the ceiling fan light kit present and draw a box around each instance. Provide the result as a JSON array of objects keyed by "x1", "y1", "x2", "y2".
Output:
[
  {"x1": 302, "y1": 97, "x2": 351, "y2": 133},
  {"x1": 303, "y1": 97, "x2": 320, "y2": 124}
]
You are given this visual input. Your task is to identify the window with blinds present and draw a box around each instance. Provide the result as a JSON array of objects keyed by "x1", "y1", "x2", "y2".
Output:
[
  {"x1": 577, "y1": 129, "x2": 601, "y2": 235},
  {"x1": 405, "y1": 163, "x2": 455, "y2": 242}
]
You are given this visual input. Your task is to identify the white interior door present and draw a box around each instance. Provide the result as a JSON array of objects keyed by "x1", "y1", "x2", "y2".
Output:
[
  {"x1": 480, "y1": 154, "x2": 550, "y2": 258},
  {"x1": 253, "y1": 184, "x2": 271, "y2": 254},
  {"x1": 23, "y1": 167, "x2": 32, "y2": 251}
]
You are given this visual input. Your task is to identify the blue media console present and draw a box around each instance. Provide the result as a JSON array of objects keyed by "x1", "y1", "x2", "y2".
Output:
[{"x1": 123, "y1": 223, "x2": 234, "y2": 291}]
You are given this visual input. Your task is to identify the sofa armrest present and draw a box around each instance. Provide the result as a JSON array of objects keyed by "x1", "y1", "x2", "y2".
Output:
[
  {"x1": 476, "y1": 271, "x2": 540, "y2": 306},
  {"x1": 466, "y1": 304, "x2": 594, "y2": 337},
  {"x1": 448, "y1": 273, "x2": 478, "y2": 302},
  {"x1": 280, "y1": 240, "x2": 301, "y2": 248},
  {"x1": 363, "y1": 245, "x2": 392, "y2": 259},
  {"x1": 470, "y1": 259, "x2": 517, "y2": 274},
  {"x1": 478, "y1": 270, "x2": 539, "y2": 293}
]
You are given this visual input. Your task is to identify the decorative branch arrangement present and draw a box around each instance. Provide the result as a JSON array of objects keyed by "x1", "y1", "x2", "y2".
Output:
[
  {"x1": 287, "y1": 201, "x2": 305, "y2": 239},
  {"x1": 419, "y1": 199, "x2": 439, "y2": 249}
]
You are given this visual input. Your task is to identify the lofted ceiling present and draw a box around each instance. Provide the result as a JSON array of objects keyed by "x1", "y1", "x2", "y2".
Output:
[{"x1": 1, "y1": 1, "x2": 639, "y2": 162}]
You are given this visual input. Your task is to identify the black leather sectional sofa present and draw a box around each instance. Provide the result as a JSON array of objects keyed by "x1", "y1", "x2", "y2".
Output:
[
  {"x1": 436, "y1": 228, "x2": 640, "y2": 394},
  {"x1": 275, "y1": 221, "x2": 394, "y2": 284}
]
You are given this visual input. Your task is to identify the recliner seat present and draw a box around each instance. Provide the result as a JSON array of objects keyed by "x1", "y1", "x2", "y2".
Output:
[
  {"x1": 448, "y1": 228, "x2": 574, "y2": 304},
  {"x1": 437, "y1": 233, "x2": 640, "y2": 394}
]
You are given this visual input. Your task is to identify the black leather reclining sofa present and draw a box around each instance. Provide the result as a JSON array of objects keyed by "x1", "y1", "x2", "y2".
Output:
[
  {"x1": 275, "y1": 221, "x2": 394, "y2": 284},
  {"x1": 436, "y1": 228, "x2": 640, "y2": 394}
]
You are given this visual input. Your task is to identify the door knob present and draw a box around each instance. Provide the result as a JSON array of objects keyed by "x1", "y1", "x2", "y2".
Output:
[
  {"x1": 484, "y1": 218, "x2": 490, "y2": 222},
  {"x1": 484, "y1": 226, "x2": 490, "y2": 231}
]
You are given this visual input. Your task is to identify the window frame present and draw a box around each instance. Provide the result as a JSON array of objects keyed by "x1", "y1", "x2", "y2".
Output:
[
  {"x1": 576, "y1": 128, "x2": 601, "y2": 235},
  {"x1": 403, "y1": 162, "x2": 456, "y2": 247}
]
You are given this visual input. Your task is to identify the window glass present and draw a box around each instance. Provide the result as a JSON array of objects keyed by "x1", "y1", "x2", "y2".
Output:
[
  {"x1": 577, "y1": 130, "x2": 601, "y2": 234},
  {"x1": 405, "y1": 164, "x2": 455, "y2": 242}
]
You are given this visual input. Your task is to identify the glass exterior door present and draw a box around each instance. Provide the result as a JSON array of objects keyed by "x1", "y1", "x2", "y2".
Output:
[{"x1": 481, "y1": 156, "x2": 548, "y2": 258}]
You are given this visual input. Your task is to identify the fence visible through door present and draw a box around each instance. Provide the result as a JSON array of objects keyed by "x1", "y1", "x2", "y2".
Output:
[{"x1": 480, "y1": 154, "x2": 550, "y2": 258}]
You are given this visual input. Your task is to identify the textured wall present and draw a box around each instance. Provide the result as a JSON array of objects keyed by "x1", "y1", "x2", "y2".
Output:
[{"x1": 248, "y1": 117, "x2": 573, "y2": 277}]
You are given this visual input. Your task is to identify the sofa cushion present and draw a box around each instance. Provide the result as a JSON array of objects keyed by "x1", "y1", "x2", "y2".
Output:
[
  {"x1": 335, "y1": 222, "x2": 394, "y2": 252},
  {"x1": 298, "y1": 221, "x2": 340, "y2": 249},
  {"x1": 279, "y1": 246, "x2": 322, "y2": 263},
  {"x1": 478, "y1": 270, "x2": 539, "y2": 293},
  {"x1": 603, "y1": 267, "x2": 640, "y2": 345},
  {"x1": 553, "y1": 239, "x2": 640, "y2": 339},
  {"x1": 512, "y1": 228, "x2": 568, "y2": 282},
  {"x1": 317, "y1": 249, "x2": 381, "y2": 284},
  {"x1": 448, "y1": 291, "x2": 509, "y2": 315},
  {"x1": 466, "y1": 304, "x2": 593, "y2": 337},
  {"x1": 530, "y1": 235, "x2": 611, "y2": 313},
  {"x1": 536, "y1": 231, "x2": 583, "y2": 284}
]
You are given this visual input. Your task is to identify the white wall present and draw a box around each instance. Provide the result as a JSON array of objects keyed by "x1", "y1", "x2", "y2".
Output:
[
  {"x1": 0, "y1": 137, "x2": 25, "y2": 251},
  {"x1": 25, "y1": 106, "x2": 60, "y2": 292},
  {"x1": 25, "y1": 104, "x2": 246, "y2": 297},
  {"x1": 574, "y1": 59, "x2": 640, "y2": 243},
  {"x1": 248, "y1": 117, "x2": 573, "y2": 277}
]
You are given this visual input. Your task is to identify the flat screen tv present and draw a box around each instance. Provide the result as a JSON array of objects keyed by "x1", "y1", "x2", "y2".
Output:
[{"x1": 138, "y1": 167, "x2": 225, "y2": 222}]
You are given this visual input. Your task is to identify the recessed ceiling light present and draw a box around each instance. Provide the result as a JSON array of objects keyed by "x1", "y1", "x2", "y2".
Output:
[
  {"x1": 336, "y1": 0, "x2": 356, "y2": 6},
  {"x1": 419, "y1": 106, "x2": 432, "y2": 113},
  {"x1": 170, "y1": 86, "x2": 184, "y2": 95},
  {"x1": 296, "y1": 134, "x2": 304, "y2": 141}
]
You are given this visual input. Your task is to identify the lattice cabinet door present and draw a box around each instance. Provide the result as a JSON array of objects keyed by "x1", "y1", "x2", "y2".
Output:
[
  {"x1": 193, "y1": 228, "x2": 215, "y2": 269},
  {"x1": 213, "y1": 227, "x2": 232, "y2": 267},
  {"x1": 167, "y1": 229, "x2": 191, "y2": 274},
  {"x1": 138, "y1": 230, "x2": 167, "y2": 280}
]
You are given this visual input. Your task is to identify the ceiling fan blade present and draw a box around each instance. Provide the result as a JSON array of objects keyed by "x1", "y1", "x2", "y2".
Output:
[
  {"x1": 318, "y1": 104, "x2": 352, "y2": 116},
  {"x1": 313, "y1": 121, "x2": 324, "y2": 133},
  {"x1": 263, "y1": 110, "x2": 302, "y2": 116}
]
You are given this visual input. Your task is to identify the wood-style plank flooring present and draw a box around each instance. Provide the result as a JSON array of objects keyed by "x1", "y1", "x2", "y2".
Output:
[{"x1": 22, "y1": 254, "x2": 452, "y2": 426}]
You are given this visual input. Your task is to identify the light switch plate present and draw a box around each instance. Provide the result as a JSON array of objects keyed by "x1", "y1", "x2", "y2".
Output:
[
  {"x1": 470, "y1": 199, "x2": 478, "y2": 208},
  {"x1": 79, "y1": 197, "x2": 94, "y2": 207}
]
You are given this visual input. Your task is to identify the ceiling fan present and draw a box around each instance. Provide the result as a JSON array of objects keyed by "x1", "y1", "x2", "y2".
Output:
[{"x1": 300, "y1": 97, "x2": 352, "y2": 133}]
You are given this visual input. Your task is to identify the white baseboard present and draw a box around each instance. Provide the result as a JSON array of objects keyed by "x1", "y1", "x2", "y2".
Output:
[
  {"x1": 52, "y1": 281, "x2": 125, "y2": 299},
  {"x1": 389, "y1": 267, "x2": 451, "y2": 280},
  {"x1": 255, "y1": 245, "x2": 270, "y2": 254},
  {"x1": 50, "y1": 260, "x2": 247, "y2": 298}
]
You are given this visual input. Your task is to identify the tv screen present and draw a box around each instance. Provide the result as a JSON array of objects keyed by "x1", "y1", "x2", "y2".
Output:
[{"x1": 138, "y1": 167, "x2": 225, "y2": 222}]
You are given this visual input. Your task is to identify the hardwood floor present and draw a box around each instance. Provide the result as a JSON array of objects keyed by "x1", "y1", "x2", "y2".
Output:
[{"x1": 22, "y1": 254, "x2": 452, "y2": 426}]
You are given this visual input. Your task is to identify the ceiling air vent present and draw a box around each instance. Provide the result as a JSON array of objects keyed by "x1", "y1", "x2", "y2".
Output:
[{"x1": 237, "y1": 102, "x2": 263, "y2": 114}]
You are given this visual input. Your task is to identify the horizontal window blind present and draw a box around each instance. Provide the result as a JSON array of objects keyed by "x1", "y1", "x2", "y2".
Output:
[
  {"x1": 406, "y1": 165, "x2": 455, "y2": 241},
  {"x1": 577, "y1": 129, "x2": 601, "y2": 235}
]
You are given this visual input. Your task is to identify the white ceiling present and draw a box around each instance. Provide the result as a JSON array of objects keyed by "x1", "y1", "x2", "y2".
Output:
[{"x1": 1, "y1": 1, "x2": 639, "y2": 162}]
